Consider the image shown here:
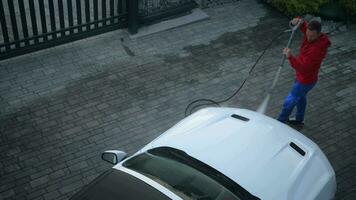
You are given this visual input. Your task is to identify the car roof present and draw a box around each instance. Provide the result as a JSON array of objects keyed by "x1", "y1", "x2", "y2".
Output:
[{"x1": 70, "y1": 169, "x2": 171, "y2": 200}]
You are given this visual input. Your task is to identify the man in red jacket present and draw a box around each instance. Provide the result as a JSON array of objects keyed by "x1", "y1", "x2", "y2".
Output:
[{"x1": 278, "y1": 18, "x2": 331, "y2": 125}]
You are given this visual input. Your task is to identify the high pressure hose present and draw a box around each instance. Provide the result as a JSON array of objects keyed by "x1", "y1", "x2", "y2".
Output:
[
  {"x1": 184, "y1": 17, "x2": 344, "y2": 117},
  {"x1": 184, "y1": 25, "x2": 297, "y2": 117}
]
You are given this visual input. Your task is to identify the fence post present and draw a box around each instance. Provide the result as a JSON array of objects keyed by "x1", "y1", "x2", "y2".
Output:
[{"x1": 128, "y1": 0, "x2": 139, "y2": 34}]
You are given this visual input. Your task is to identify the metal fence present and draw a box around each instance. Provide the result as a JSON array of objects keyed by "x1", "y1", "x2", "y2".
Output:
[
  {"x1": 0, "y1": 0, "x2": 197, "y2": 60},
  {"x1": 0, "y1": 0, "x2": 128, "y2": 60}
]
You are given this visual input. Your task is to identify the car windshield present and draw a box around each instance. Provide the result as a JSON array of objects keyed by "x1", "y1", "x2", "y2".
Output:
[{"x1": 123, "y1": 147, "x2": 260, "y2": 200}]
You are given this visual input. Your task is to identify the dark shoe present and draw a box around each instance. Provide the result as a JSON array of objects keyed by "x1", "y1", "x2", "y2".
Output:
[{"x1": 286, "y1": 119, "x2": 304, "y2": 126}]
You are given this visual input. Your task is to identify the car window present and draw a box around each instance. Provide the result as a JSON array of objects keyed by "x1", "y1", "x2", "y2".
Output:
[
  {"x1": 123, "y1": 147, "x2": 260, "y2": 200},
  {"x1": 69, "y1": 169, "x2": 172, "y2": 200}
]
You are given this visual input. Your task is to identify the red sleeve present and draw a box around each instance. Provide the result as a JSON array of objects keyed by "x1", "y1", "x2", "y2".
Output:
[
  {"x1": 300, "y1": 21, "x2": 308, "y2": 35},
  {"x1": 293, "y1": 17, "x2": 307, "y2": 34},
  {"x1": 288, "y1": 48, "x2": 326, "y2": 73}
]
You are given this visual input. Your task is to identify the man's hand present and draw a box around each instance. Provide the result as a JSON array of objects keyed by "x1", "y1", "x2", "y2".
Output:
[
  {"x1": 290, "y1": 17, "x2": 302, "y2": 26},
  {"x1": 283, "y1": 47, "x2": 292, "y2": 58}
]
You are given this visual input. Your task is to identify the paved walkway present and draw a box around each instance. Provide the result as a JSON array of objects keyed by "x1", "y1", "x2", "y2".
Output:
[{"x1": 1, "y1": 0, "x2": 355, "y2": 199}]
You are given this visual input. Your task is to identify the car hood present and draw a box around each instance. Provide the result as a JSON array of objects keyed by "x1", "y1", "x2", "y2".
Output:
[{"x1": 140, "y1": 108, "x2": 334, "y2": 200}]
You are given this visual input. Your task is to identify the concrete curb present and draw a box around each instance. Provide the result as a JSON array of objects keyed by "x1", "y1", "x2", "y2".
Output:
[{"x1": 128, "y1": 8, "x2": 209, "y2": 39}]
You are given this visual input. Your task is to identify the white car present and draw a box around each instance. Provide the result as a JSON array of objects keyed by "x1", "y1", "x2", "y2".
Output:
[{"x1": 70, "y1": 108, "x2": 336, "y2": 200}]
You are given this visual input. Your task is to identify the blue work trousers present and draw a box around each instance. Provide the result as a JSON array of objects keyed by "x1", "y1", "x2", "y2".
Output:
[{"x1": 278, "y1": 81, "x2": 316, "y2": 122}]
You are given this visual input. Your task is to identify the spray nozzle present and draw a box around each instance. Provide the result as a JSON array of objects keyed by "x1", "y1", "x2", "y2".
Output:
[{"x1": 289, "y1": 18, "x2": 304, "y2": 32}]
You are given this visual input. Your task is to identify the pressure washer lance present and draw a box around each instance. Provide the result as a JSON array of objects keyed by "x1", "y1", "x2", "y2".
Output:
[
  {"x1": 256, "y1": 19, "x2": 304, "y2": 114},
  {"x1": 184, "y1": 19, "x2": 305, "y2": 117}
]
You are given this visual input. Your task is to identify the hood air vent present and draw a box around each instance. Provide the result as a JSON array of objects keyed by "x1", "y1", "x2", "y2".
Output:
[
  {"x1": 290, "y1": 142, "x2": 306, "y2": 156},
  {"x1": 231, "y1": 114, "x2": 249, "y2": 122}
]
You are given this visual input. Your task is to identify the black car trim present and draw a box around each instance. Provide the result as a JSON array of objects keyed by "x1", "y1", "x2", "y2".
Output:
[
  {"x1": 290, "y1": 142, "x2": 306, "y2": 156},
  {"x1": 231, "y1": 114, "x2": 250, "y2": 122}
]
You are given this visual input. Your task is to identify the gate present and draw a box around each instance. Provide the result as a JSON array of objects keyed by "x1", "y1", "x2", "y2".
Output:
[
  {"x1": 0, "y1": 0, "x2": 197, "y2": 60},
  {"x1": 0, "y1": 0, "x2": 128, "y2": 60}
]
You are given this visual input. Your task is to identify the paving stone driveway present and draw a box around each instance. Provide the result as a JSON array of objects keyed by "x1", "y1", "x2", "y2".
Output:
[{"x1": 1, "y1": 0, "x2": 355, "y2": 199}]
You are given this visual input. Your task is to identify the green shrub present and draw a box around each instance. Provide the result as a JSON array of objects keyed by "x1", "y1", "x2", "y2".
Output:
[
  {"x1": 271, "y1": 0, "x2": 329, "y2": 17},
  {"x1": 339, "y1": 0, "x2": 356, "y2": 15}
]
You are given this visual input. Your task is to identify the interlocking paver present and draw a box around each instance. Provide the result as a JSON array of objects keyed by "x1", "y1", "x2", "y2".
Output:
[{"x1": 1, "y1": 0, "x2": 356, "y2": 200}]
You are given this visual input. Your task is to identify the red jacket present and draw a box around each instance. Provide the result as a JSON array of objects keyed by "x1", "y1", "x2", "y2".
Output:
[{"x1": 288, "y1": 21, "x2": 331, "y2": 84}]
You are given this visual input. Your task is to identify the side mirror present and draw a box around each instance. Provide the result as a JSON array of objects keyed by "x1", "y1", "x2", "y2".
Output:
[{"x1": 101, "y1": 150, "x2": 127, "y2": 165}]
